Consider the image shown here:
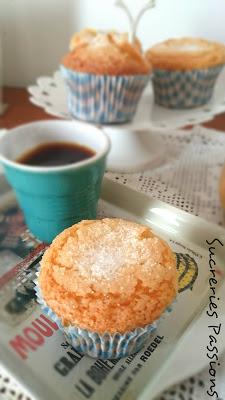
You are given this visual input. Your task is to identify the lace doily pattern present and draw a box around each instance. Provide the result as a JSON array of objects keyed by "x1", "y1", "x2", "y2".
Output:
[
  {"x1": 107, "y1": 126, "x2": 225, "y2": 226},
  {"x1": 0, "y1": 368, "x2": 31, "y2": 400}
]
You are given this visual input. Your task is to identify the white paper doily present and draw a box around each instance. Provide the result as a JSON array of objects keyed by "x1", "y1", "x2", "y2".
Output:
[
  {"x1": 107, "y1": 125, "x2": 225, "y2": 226},
  {"x1": 28, "y1": 69, "x2": 225, "y2": 130}
]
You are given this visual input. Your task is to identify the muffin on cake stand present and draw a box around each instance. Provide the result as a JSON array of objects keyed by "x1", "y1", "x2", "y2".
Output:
[
  {"x1": 27, "y1": 2, "x2": 225, "y2": 172},
  {"x1": 28, "y1": 1, "x2": 166, "y2": 173},
  {"x1": 28, "y1": 71, "x2": 166, "y2": 172}
]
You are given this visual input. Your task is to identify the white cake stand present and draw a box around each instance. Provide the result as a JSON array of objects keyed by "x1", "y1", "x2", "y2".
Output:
[
  {"x1": 28, "y1": 69, "x2": 225, "y2": 172},
  {"x1": 104, "y1": 127, "x2": 165, "y2": 172}
]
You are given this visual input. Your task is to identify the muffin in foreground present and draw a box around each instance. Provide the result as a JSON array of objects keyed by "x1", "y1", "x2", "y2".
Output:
[
  {"x1": 147, "y1": 37, "x2": 225, "y2": 109},
  {"x1": 61, "y1": 29, "x2": 151, "y2": 123},
  {"x1": 37, "y1": 218, "x2": 177, "y2": 359}
]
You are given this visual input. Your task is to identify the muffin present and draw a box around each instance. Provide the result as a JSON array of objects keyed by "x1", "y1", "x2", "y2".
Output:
[
  {"x1": 147, "y1": 37, "x2": 225, "y2": 109},
  {"x1": 61, "y1": 29, "x2": 151, "y2": 123},
  {"x1": 36, "y1": 218, "x2": 177, "y2": 359}
]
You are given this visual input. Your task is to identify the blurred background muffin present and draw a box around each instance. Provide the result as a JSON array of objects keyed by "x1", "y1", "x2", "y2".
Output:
[
  {"x1": 147, "y1": 37, "x2": 225, "y2": 109},
  {"x1": 61, "y1": 29, "x2": 151, "y2": 124}
]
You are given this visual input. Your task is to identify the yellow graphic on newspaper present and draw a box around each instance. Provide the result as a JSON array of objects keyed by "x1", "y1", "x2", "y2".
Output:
[{"x1": 176, "y1": 253, "x2": 198, "y2": 293}]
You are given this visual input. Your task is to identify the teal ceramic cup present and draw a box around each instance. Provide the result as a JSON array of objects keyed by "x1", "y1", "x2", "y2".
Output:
[{"x1": 0, "y1": 120, "x2": 110, "y2": 243}]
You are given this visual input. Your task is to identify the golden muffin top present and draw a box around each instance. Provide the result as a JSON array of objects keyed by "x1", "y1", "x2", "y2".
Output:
[
  {"x1": 62, "y1": 28, "x2": 152, "y2": 76},
  {"x1": 147, "y1": 37, "x2": 225, "y2": 71},
  {"x1": 39, "y1": 219, "x2": 177, "y2": 333}
]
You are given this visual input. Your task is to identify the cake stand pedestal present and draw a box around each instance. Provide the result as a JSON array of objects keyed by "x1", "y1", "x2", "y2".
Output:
[{"x1": 104, "y1": 127, "x2": 165, "y2": 173}]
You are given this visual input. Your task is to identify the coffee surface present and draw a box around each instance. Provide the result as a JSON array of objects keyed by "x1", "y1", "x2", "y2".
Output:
[{"x1": 17, "y1": 142, "x2": 95, "y2": 167}]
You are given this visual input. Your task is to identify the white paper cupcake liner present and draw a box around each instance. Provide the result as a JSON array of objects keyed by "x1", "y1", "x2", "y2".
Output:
[
  {"x1": 153, "y1": 65, "x2": 224, "y2": 109},
  {"x1": 34, "y1": 275, "x2": 174, "y2": 359},
  {"x1": 61, "y1": 66, "x2": 150, "y2": 124}
]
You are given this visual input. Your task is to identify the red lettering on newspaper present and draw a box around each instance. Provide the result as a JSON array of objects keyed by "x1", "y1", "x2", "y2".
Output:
[{"x1": 9, "y1": 314, "x2": 59, "y2": 360}]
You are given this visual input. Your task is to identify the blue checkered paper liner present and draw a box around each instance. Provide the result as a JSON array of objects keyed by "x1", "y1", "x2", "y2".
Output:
[
  {"x1": 153, "y1": 65, "x2": 224, "y2": 109},
  {"x1": 35, "y1": 275, "x2": 174, "y2": 359},
  {"x1": 61, "y1": 65, "x2": 149, "y2": 124}
]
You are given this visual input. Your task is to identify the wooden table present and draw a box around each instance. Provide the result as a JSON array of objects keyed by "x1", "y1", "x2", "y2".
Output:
[
  {"x1": 1, "y1": 87, "x2": 225, "y2": 131},
  {"x1": 0, "y1": 88, "x2": 58, "y2": 129}
]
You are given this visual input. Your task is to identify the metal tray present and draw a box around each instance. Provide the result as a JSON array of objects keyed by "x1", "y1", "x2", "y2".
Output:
[{"x1": 0, "y1": 176, "x2": 225, "y2": 400}]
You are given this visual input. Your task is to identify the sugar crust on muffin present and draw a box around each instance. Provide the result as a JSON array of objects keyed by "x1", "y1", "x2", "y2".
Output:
[
  {"x1": 39, "y1": 218, "x2": 177, "y2": 334},
  {"x1": 62, "y1": 29, "x2": 151, "y2": 75},
  {"x1": 147, "y1": 37, "x2": 225, "y2": 71}
]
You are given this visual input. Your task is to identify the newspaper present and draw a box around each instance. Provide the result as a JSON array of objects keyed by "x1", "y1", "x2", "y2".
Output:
[{"x1": 0, "y1": 175, "x2": 224, "y2": 400}]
